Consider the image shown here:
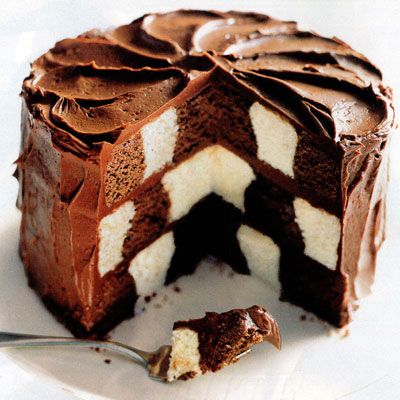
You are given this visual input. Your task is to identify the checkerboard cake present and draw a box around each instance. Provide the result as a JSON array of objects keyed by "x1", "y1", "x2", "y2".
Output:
[{"x1": 17, "y1": 10, "x2": 395, "y2": 337}]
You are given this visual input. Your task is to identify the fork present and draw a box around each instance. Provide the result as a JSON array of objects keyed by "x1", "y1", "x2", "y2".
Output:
[{"x1": 0, "y1": 331, "x2": 172, "y2": 382}]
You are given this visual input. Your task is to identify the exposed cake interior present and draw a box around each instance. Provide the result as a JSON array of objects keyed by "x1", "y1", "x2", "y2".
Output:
[{"x1": 99, "y1": 78, "x2": 348, "y2": 325}]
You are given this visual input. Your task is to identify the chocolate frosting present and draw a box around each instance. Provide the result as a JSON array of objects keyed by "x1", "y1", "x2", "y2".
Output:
[
  {"x1": 247, "y1": 305, "x2": 281, "y2": 349},
  {"x1": 23, "y1": 9, "x2": 394, "y2": 148}
]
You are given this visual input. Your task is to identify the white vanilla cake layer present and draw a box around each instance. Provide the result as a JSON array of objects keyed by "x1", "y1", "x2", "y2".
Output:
[
  {"x1": 237, "y1": 224, "x2": 281, "y2": 291},
  {"x1": 294, "y1": 197, "x2": 341, "y2": 270},
  {"x1": 162, "y1": 144, "x2": 255, "y2": 222},
  {"x1": 142, "y1": 107, "x2": 179, "y2": 179},
  {"x1": 128, "y1": 232, "x2": 175, "y2": 298},
  {"x1": 98, "y1": 201, "x2": 135, "y2": 277},
  {"x1": 249, "y1": 101, "x2": 298, "y2": 178},
  {"x1": 167, "y1": 328, "x2": 202, "y2": 381}
]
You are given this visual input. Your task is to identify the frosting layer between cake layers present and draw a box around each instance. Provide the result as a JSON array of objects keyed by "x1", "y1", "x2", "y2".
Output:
[{"x1": 17, "y1": 10, "x2": 395, "y2": 337}]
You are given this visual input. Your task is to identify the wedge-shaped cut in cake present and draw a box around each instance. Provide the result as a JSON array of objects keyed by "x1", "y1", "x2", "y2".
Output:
[
  {"x1": 166, "y1": 305, "x2": 280, "y2": 381},
  {"x1": 17, "y1": 10, "x2": 395, "y2": 338}
]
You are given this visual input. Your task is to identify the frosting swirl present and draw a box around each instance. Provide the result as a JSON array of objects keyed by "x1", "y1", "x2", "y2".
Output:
[{"x1": 22, "y1": 9, "x2": 394, "y2": 148}]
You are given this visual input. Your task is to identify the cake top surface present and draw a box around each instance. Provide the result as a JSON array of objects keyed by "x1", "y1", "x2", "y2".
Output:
[{"x1": 23, "y1": 9, "x2": 394, "y2": 150}]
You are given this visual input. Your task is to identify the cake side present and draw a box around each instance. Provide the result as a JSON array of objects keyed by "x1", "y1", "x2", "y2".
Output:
[{"x1": 17, "y1": 98, "x2": 140, "y2": 337}]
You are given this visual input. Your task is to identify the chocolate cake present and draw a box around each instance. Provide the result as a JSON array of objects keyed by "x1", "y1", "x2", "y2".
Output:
[
  {"x1": 17, "y1": 10, "x2": 395, "y2": 338},
  {"x1": 166, "y1": 305, "x2": 280, "y2": 381}
]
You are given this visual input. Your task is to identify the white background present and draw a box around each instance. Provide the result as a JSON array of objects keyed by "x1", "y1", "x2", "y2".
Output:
[{"x1": 0, "y1": 1, "x2": 399, "y2": 399}]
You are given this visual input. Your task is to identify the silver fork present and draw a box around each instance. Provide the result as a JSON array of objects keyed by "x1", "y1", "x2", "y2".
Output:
[{"x1": 0, "y1": 331, "x2": 172, "y2": 382}]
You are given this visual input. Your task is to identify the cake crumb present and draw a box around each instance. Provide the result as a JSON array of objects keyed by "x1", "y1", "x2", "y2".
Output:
[
  {"x1": 173, "y1": 286, "x2": 181, "y2": 293},
  {"x1": 91, "y1": 346, "x2": 105, "y2": 353},
  {"x1": 154, "y1": 303, "x2": 162, "y2": 309},
  {"x1": 162, "y1": 294, "x2": 168, "y2": 303},
  {"x1": 104, "y1": 359, "x2": 111, "y2": 364}
]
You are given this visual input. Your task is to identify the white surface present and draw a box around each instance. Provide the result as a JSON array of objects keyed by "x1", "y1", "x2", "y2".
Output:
[{"x1": 0, "y1": 1, "x2": 400, "y2": 399}]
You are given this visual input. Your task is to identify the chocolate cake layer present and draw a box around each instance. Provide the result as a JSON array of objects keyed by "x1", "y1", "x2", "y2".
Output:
[
  {"x1": 167, "y1": 305, "x2": 280, "y2": 381},
  {"x1": 17, "y1": 10, "x2": 395, "y2": 337}
]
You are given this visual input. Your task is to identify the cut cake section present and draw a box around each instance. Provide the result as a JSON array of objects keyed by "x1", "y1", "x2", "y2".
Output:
[{"x1": 166, "y1": 305, "x2": 280, "y2": 381}]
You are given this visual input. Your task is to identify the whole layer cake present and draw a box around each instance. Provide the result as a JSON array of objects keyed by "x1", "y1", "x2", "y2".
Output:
[{"x1": 17, "y1": 10, "x2": 395, "y2": 337}]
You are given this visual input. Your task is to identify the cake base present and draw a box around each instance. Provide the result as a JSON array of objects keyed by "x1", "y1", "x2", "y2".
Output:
[{"x1": 39, "y1": 291, "x2": 136, "y2": 339}]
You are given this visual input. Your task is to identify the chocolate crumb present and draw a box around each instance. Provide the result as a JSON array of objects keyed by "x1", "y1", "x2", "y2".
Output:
[
  {"x1": 104, "y1": 359, "x2": 111, "y2": 364},
  {"x1": 300, "y1": 314, "x2": 306, "y2": 321},
  {"x1": 144, "y1": 295, "x2": 152, "y2": 303},
  {"x1": 152, "y1": 292, "x2": 157, "y2": 298},
  {"x1": 173, "y1": 286, "x2": 181, "y2": 293}
]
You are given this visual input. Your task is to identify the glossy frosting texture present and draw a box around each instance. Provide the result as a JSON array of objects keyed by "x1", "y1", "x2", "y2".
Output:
[{"x1": 23, "y1": 9, "x2": 394, "y2": 147}]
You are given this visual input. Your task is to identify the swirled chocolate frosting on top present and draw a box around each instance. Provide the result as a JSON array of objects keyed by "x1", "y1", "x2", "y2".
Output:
[
  {"x1": 18, "y1": 10, "x2": 395, "y2": 338},
  {"x1": 23, "y1": 9, "x2": 393, "y2": 147}
]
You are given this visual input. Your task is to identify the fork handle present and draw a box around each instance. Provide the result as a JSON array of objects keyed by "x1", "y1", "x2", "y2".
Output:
[
  {"x1": 0, "y1": 331, "x2": 102, "y2": 347},
  {"x1": 0, "y1": 331, "x2": 149, "y2": 365}
]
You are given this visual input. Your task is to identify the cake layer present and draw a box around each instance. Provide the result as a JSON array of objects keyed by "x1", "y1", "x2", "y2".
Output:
[{"x1": 17, "y1": 10, "x2": 395, "y2": 337}]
